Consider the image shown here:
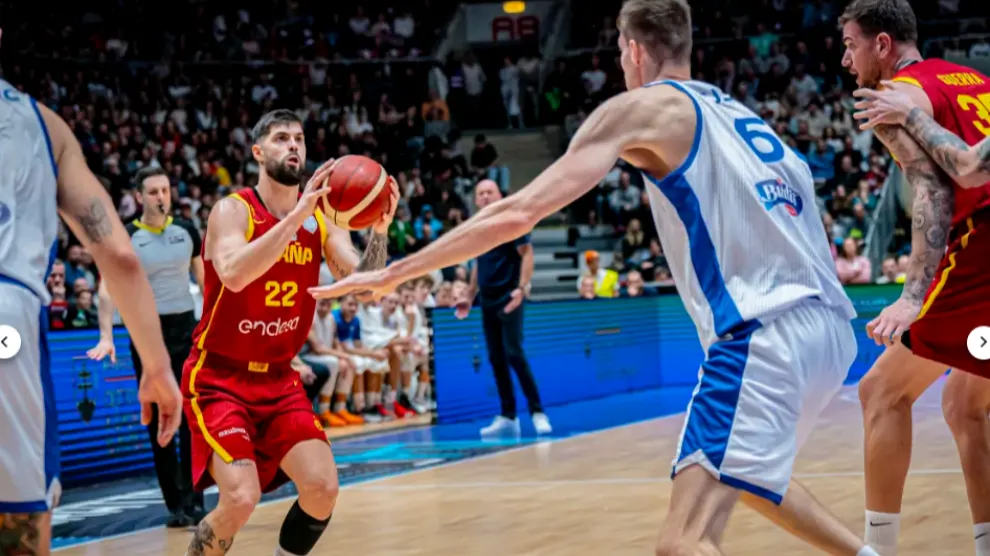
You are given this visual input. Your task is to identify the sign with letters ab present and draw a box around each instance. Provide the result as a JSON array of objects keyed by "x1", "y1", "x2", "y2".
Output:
[
  {"x1": 464, "y1": 2, "x2": 553, "y2": 43},
  {"x1": 430, "y1": 285, "x2": 901, "y2": 424}
]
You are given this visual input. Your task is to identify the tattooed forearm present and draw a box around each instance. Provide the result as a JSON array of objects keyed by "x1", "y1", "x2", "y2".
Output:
[
  {"x1": 356, "y1": 232, "x2": 389, "y2": 272},
  {"x1": 903, "y1": 106, "x2": 990, "y2": 184},
  {"x1": 76, "y1": 198, "x2": 113, "y2": 244},
  {"x1": 0, "y1": 512, "x2": 42, "y2": 553},
  {"x1": 187, "y1": 520, "x2": 234, "y2": 555},
  {"x1": 874, "y1": 124, "x2": 955, "y2": 303}
]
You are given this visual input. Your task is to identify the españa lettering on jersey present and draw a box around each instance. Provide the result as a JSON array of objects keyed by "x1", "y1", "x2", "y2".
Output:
[
  {"x1": 893, "y1": 58, "x2": 990, "y2": 226},
  {"x1": 189, "y1": 188, "x2": 328, "y2": 364}
]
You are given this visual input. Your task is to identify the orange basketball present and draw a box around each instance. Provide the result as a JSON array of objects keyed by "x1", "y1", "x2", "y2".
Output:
[{"x1": 319, "y1": 155, "x2": 392, "y2": 230}]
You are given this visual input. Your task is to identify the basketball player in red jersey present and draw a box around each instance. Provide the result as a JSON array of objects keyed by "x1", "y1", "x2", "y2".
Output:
[
  {"x1": 840, "y1": 1, "x2": 990, "y2": 553},
  {"x1": 182, "y1": 109, "x2": 398, "y2": 556}
]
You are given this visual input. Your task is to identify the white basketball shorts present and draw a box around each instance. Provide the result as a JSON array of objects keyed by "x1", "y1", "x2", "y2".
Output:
[
  {"x1": 0, "y1": 281, "x2": 61, "y2": 513},
  {"x1": 672, "y1": 300, "x2": 856, "y2": 504}
]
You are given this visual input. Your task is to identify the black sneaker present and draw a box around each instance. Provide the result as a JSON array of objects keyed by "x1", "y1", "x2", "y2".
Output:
[{"x1": 166, "y1": 510, "x2": 193, "y2": 528}]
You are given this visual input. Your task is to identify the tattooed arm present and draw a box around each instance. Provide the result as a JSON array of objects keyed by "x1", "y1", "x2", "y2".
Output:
[
  {"x1": 873, "y1": 123, "x2": 954, "y2": 305},
  {"x1": 38, "y1": 103, "x2": 171, "y2": 372},
  {"x1": 901, "y1": 108, "x2": 990, "y2": 189},
  {"x1": 322, "y1": 223, "x2": 390, "y2": 280},
  {"x1": 854, "y1": 82, "x2": 990, "y2": 188}
]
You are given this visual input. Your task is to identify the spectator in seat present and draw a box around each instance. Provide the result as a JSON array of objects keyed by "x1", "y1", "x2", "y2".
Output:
[
  {"x1": 579, "y1": 276, "x2": 597, "y2": 300},
  {"x1": 620, "y1": 218, "x2": 648, "y2": 261},
  {"x1": 608, "y1": 171, "x2": 641, "y2": 226},
  {"x1": 414, "y1": 205, "x2": 444, "y2": 240},
  {"x1": 64, "y1": 244, "x2": 96, "y2": 290},
  {"x1": 395, "y1": 286, "x2": 432, "y2": 413},
  {"x1": 435, "y1": 281, "x2": 455, "y2": 307},
  {"x1": 875, "y1": 256, "x2": 904, "y2": 285},
  {"x1": 835, "y1": 237, "x2": 872, "y2": 285},
  {"x1": 807, "y1": 138, "x2": 836, "y2": 186},
  {"x1": 470, "y1": 134, "x2": 501, "y2": 185},
  {"x1": 621, "y1": 270, "x2": 656, "y2": 298},
  {"x1": 359, "y1": 295, "x2": 417, "y2": 419},
  {"x1": 302, "y1": 298, "x2": 364, "y2": 428},
  {"x1": 334, "y1": 294, "x2": 390, "y2": 422},
  {"x1": 388, "y1": 204, "x2": 417, "y2": 257},
  {"x1": 578, "y1": 250, "x2": 619, "y2": 298},
  {"x1": 67, "y1": 288, "x2": 99, "y2": 329},
  {"x1": 848, "y1": 202, "x2": 870, "y2": 241},
  {"x1": 638, "y1": 238, "x2": 670, "y2": 282}
]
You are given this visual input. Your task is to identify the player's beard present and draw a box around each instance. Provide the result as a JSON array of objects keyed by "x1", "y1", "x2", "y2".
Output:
[{"x1": 265, "y1": 156, "x2": 303, "y2": 187}]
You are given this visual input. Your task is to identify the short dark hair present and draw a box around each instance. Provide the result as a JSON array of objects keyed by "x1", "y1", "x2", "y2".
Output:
[
  {"x1": 618, "y1": 0, "x2": 692, "y2": 64},
  {"x1": 251, "y1": 109, "x2": 303, "y2": 143},
  {"x1": 134, "y1": 166, "x2": 169, "y2": 192},
  {"x1": 839, "y1": 0, "x2": 918, "y2": 44}
]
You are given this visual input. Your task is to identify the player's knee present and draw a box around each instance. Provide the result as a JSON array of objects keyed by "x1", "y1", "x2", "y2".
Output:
[
  {"x1": 296, "y1": 471, "x2": 339, "y2": 509},
  {"x1": 221, "y1": 483, "x2": 261, "y2": 523},
  {"x1": 858, "y1": 365, "x2": 914, "y2": 415},
  {"x1": 942, "y1": 375, "x2": 990, "y2": 433}
]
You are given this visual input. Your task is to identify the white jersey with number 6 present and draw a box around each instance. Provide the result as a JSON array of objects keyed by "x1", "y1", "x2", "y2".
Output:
[
  {"x1": 640, "y1": 80, "x2": 855, "y2": 350},
  {"x1": 635, "y1": 79, "x2": 858, "y2": 505}
]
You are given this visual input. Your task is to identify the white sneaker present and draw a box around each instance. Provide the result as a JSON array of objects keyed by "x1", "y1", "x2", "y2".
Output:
[
  {"x1": 480, "y1": 415, "x2": 521, "y2": 436},
  {"x1": 532, "y1": 413, "x2": 552, "y2": 435}
]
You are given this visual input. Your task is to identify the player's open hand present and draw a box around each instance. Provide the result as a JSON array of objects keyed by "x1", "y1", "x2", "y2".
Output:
[
  {"x1": 295, "y1": 158, "x2": 338, "y2": 217},
  {"x1": 371, "y1": 175, "x2": 401, "y2": 235},
  {"x1": 853, "y1": 82, "x2": 914, "y2": 130},
  {"x1": 137, "y1": 362, "x2": 183, "y2": 447},
  {"x1": 866, "y1": 296, "x2": 921, "y2": 347},
  {"x1": 309, "y1": 268, "x2": 401, "y2": 302},
  {"x1": 87, "y1": 338, "x2": 117, "y2": 363}
]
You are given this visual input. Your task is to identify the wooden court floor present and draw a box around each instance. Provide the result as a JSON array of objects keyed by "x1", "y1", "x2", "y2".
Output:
[{"x1": 58, "y1": 382, "x2": 971, "y2": 555}]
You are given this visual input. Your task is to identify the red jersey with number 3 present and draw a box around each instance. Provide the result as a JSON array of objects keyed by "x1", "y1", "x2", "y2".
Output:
[
  {"x1": 190, "y1": 188, "x2": 328, "y2": 364},
  {"x1": 892, "y1": 58, "x2": 990, "y2": 226}
]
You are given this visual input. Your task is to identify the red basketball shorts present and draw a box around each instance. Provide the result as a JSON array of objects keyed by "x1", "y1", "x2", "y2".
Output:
[
  {"x1": 902, "y1": 212, "x2": 990, "y2": 379},
  {"x1": 181, "y1": 349, "x2": 329, "y2": 493}
]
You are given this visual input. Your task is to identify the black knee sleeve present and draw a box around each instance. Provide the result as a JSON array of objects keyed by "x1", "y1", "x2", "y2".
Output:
[{"x1": 278, "y1": 501, "x2": 331, "y2": 555}]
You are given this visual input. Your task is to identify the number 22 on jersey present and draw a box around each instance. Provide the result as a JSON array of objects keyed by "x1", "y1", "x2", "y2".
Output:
[
  {"x1": 957, "y1": 93, "x2": 990, "y2": 137},
  {"x1": 265, "y1": 280, "x2": 298, "y2": 307}
]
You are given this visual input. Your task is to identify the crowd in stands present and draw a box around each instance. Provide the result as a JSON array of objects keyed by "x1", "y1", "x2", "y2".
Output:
[
  {"x1": 559, "y1": 0, "x2": 980, "y2": 299},
  {"x1": 12, "y1": 0, "x2": 987, "y2": 318}
]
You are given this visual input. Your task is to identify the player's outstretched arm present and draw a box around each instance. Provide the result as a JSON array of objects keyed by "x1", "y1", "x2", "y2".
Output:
[
  {"x1": 854, "y1": 81, "x2": 990, "y2": 188},
  {"x1": 208, "y1": 159, "x2": 337, "y2": 291},
  {"x1": 40, "y1": 104, "x2": 170, "y2": 372},
  {"x1": 310, "y1": 87, "x2": 693, "y2": 299}
]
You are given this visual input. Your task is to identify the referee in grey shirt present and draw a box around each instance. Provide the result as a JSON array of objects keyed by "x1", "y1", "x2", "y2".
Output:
[{"x1": 88, "y1": 167, "x2": 207, "y2": 527}]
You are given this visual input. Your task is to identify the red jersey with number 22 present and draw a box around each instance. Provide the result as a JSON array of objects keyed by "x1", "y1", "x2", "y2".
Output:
[
  {"x1": 892, "y1": 58, "x2": 990, "y2": 226},
  {"x1": 190, "y1": 187, "x2": 328, "y2": 364}
]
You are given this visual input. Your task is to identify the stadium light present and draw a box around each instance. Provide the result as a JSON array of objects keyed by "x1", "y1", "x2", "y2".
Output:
[{"x1": 503, "y1": 1, "x2": 525, "y2": 14}]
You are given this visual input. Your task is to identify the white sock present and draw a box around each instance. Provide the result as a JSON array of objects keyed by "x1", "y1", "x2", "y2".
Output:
[
  {"x1": 975, "y1": 523, "x2": 990, "y2": 555},
  {"x1": 857, "y1": 547, "x2": 880, "y2": 556},
  {"x1": 274, "y1": 547, "x2": 302, "y2": 556},
  {"x1": 865, "y1": 510, "x2": 900, "y2": 555}
]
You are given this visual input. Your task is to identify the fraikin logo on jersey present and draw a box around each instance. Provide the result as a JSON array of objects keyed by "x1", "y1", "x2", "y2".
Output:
[{"x1": 755, "y1": 178, "x2": 803, "y2": 216}]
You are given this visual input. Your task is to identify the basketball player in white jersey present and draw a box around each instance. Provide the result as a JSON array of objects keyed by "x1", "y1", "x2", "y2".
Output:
[
  {"x1": 311, "y1": 1, "x2": 878, "y2": 554},
  {"x1": 0, "y1": 38, "x2": 182, "y2": 552}
]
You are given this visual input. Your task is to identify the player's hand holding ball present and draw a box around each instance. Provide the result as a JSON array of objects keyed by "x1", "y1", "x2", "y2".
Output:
[
  {"x1": 295, "y1": 158, "x2": 339, "y2": 218},
  {"x1": 317, "y1": 155, "x2": 400, "y2": 233}
]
